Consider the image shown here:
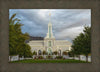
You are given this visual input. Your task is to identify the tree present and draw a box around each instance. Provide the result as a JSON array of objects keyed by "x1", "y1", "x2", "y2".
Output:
[
  {"x1": 82, "y1": 26, "x2": 91, "y2": 62},
  {"x1": 71, "y1": 26, "x2": 91, "y2": 62},
  {"x1": 68, "y1": 49, "x2": 75, "y2": 59},
  {"x1": 9, "y1": 13, "x2": 32, "y2": 57},
  {"x1": 63, "y1": 51, "x2": 67, "y2": 55},
  {"x1": 43, "y1": 50, "x2": 47, "y2": 55},
  {"x1": 16, "y1": 43, "x2": 32, "y2": 57},
  {"x1": 33, "y1": 51, "x2": 37, "y2": 55},
  {"x1": 71, "y1": 33, "x2": 85, "y2": 60},
  {"x1": 9, "y1": 14, "x2": 21, "y2": 55},
  {"x1": 53, "y1": 51, "x2": 58, "y2": 55}
]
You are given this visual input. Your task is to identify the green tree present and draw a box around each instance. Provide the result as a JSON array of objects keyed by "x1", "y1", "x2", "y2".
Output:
[
  {"x1": 16, "y1": 43, "x2": 32, "y2": 57},
  {"x1": 33, "y1": 51, "x2": 37, "y2": 55},
  {"x1": 9, "y1": 13, "x2": 32, "y2": 57},
  {"x1": 71, "y1": 26, "x2": 91, "y2": 62},
  {"x1": 71, "y1": 33, "x2": 85, "y2": 60},
  {"x1": 9, "y1": 14, "x2": 21, "y2": 55},
  {"x1": 82, "y1": 26, "x2": 91, "y2": 62},
  {"x1": 53, "y1": 51, "x2": 58, "y2": 55},
  {"x1": 63, "y1": 51, "x2": 67, "y2": 55},
  {"x1": 43, "y1": 50, "x2": 47, "y2": 55},
  {"x1": 68, "y1": 49, "x2": 75, "y2": 59}
]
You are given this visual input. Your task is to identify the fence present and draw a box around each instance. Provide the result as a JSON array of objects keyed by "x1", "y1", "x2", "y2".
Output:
[
  {"x1": 68, "y1": 55, "x2": 91, "y2": 62},
  {"x1": 32, "y1": 55, "x2": 69, "y2": 59},
  {"x1": 9, "y1": 55, "x2": 19, "y2": 61},
  {"x1": 9, "y1": 55, "x2": 24, "y2": 61},
  {"x1": 9, "y1": 55, "x2": 91, "y2": 62}
]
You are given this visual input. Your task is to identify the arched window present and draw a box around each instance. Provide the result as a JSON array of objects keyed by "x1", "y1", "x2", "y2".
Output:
[
  {"x1": 48, "y1": 48, "x2": 52, "y2": 55},
  {"x1": 59, "y1": 49, "x2": 61, "y2": 56},
  {"x1": 38, "y1": 50, "x2": 41, "y2": 55},
  {"x1": 48, "y1": 41, "x2": 51, "y2": 47}
]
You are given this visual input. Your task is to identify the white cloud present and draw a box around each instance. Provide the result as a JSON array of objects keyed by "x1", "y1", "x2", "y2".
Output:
[{"x1": 55, "y1": 26, "x2": 84, "y2": 40}]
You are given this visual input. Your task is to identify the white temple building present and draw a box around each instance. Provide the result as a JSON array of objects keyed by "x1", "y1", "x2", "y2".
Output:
[{"x1": 27, "y1": 13, "x2": 72, "y2": 55}]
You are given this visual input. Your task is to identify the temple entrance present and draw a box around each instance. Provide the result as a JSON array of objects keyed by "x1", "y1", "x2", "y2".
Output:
[
  {"x1": 58, "y1": 49, "x2": 61, "y2": 56},
  {"x1": 47, "y1": 48, "x2": 52, "y2": 55}
]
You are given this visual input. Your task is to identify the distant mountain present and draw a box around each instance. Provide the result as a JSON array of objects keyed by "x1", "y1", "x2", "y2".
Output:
[
  {"x1": 25, "y1": 36, "x2": 44, "y2": 43},
  {"x1": 29, "y1": 36, "x2": 44, "y2": 40}
]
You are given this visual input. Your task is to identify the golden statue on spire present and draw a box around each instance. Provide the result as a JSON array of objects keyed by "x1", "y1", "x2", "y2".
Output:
[
  {"x1": 49, "y1": 13, "x2": 51, "y2": 16},
  {"x1": 49, "y1": 12, "x2": 51, "y2": 22}
]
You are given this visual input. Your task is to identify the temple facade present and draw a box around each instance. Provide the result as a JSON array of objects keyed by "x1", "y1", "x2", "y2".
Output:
[{"x1": 27, "y1": 13, "x2": 72, "y2": 55}]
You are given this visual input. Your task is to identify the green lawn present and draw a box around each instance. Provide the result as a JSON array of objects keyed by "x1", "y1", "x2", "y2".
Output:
[{"x1": 10, "y1": 59, "x2": 89, "y2": 63}]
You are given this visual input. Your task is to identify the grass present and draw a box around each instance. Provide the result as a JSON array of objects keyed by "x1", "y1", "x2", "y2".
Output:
[{"x1": 10, "y1": 59, "x2": 89, "y2": 63}]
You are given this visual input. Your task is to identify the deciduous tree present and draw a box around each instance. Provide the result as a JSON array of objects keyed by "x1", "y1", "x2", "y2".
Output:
[{"x1": 9, "y1": 13, "x2": 32, "y2": 57}]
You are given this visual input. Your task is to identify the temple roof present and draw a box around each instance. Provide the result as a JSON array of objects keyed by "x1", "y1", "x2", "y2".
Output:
[
  {"x1": 27, "y1": 40, "x2": 44, "y2": 46},
  {"x1": 55, "y1": 40, "x2": 72, "y2": 45}
]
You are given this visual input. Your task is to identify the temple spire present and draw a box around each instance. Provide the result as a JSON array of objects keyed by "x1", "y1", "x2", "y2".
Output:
[{"x1": 45, "y1": 12, "x2": 55, "y2": 39}]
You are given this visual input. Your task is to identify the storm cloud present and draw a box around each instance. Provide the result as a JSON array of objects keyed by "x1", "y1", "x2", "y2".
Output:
[{"x1": 9, "y1": 9, "x2": 91, "y2": 43}]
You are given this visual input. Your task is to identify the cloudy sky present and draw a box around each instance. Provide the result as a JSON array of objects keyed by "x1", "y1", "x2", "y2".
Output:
[{"x1": 9, "y1": 9, "x2": 91, "y2": 42}]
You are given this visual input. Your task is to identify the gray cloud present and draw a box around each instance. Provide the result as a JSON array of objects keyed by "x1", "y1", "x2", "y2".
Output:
[{"x1": 9, "y1": 9, "x2": 91, "y2": 43}]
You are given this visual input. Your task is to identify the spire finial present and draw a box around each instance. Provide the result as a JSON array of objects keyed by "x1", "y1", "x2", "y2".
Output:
[
  {"x1": 49, "y1": 13, "x2": 51, "y2": 22},
  {"x1": 49, "y1": 13, "x2": 51, "y2": 16}
]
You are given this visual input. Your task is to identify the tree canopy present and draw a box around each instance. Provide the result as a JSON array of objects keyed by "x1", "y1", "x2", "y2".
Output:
[
  {"x1": 9, "y1": 13, "x2": 32, "y2": 57},
  {"x1": 69, "y1": 26, "x2": 91, "y2": 62}
]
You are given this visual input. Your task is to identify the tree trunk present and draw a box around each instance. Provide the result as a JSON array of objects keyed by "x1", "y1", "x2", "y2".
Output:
[
  {"x1": 18, "y1": 55, "x2": 20, "y2": 61},
  {"x1": 73, "y1": 54, "x2": 75, "y2": 60},
  {"x1": 86, "y1": 55, "x2": 88, "y2": 62},
  {"x1": 73, "y1": 56, "x2": 74, "y2": 59},
  {"x1": 79, "y1": 55, "x2": 80, "y2": 61}
]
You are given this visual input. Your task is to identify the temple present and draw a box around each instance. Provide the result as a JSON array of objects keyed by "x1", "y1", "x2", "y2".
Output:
[{"x1": 27, "y1": 13, "x2": 72, "y2": 55}]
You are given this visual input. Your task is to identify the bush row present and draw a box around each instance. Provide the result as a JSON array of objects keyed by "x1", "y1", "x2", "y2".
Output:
[{"x1": 33, "y1": 56, "x2": 65, "y2": 59}]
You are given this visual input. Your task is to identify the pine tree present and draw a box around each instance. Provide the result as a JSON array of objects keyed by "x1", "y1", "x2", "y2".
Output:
[{"x1": 70, "y1": 26, "x2": 91, "y2": 62}]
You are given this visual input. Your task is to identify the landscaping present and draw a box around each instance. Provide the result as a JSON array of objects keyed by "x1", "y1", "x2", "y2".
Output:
[{"x1": 10, "y1": 59, "x2": 89, "y2": 63}]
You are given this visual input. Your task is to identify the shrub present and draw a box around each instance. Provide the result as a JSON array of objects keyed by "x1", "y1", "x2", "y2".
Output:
[
  {"x1": 46, "y1": 55, "x2": 53, "y2": 59},
  {"x1": 63, "y1": 51, "x2": 67, "y2": 55},
  {"x1": 34, "y1": 56, "x2": 37, "y2": 59},
  {"x1": 53, "y1": 51, "x2": 58, "y2": 55},
  {"x1": 33, "y1": 51, "x2": 37, "y2": 55},
  {"x1": 43, "y1": 50, "x2": 47, "y2": 55},
  {"x1": 63, "y1": 58, "x2": 66, "y2": 60},
  {"x1": 38, "y1": 56, "x2": 43, "y2": 59},
  {"x1": 56, "y1": 56, "x2": 63, "y2": 59}
]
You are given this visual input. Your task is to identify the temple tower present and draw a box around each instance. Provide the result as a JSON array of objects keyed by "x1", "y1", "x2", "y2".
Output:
[
  {"x1": 44, "y1": 13, "x2": 55, "y2": 55},
  {"x1": 45, "y1": 13, "x2": 55, "y2": 39}
]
